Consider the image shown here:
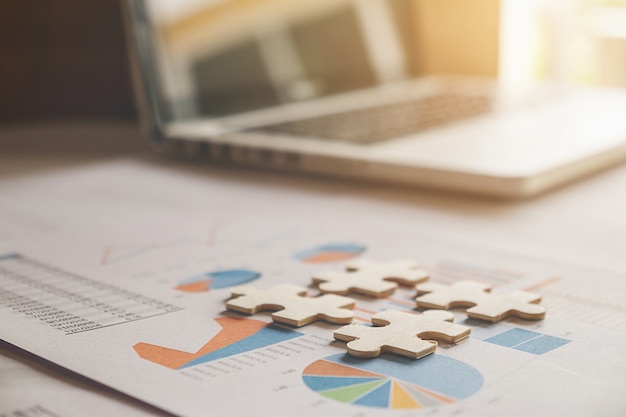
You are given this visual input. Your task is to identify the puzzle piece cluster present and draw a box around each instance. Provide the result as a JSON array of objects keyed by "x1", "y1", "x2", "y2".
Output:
[
  {"x1": 312, "y1": 259, "x2": 430, "y2": 297},
  {"x1": 416, "y1": 281, "x2": 546, "y2": 323},
  {"x1": 223, "y1": 258, "x2": 546, "y2": 360}
]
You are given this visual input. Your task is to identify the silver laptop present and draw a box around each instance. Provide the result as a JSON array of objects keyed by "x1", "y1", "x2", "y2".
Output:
[{"x1": 123, "y1": 0, "x2": 626, "y2": 198}]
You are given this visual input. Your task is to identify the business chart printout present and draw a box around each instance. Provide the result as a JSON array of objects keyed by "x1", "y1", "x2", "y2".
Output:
[
  {"x1": 0, "y1": 159, "x2": 625, "y2": 417},
  {"x1": 1, "y1": 224, "x2": 625, "y2": 417}
]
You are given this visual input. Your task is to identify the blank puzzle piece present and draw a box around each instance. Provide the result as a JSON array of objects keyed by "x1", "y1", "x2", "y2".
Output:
[
  {"x1": 312, "y1": 259, "x2": 430, "y2": 298},
  {"x1": 334, "y1": 310, "x2": 470, "y2": 359},
  {"x1": 416, "y1": 281, "x2": 546, "y2": 323},
  {"x1": 225, "y1": 284, "x2": 355, "y2": 327}
]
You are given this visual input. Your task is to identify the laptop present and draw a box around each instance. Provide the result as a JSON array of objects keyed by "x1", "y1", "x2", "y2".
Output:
[{"x1": 122, "y1": 0, "x2": 626, "y2": 198}]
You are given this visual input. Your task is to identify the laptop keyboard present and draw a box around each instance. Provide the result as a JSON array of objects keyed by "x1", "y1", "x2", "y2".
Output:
[{"x1": 253, "y1": 93, "x2": 492, "y2": 144}]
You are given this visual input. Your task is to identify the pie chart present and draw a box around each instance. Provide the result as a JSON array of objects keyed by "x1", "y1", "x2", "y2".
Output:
[
  {"x1": 175, "y1": 269, "x2": 260, "y2": 293},
  {"x1": 302, "y1": 353, "x2": 483, "y2": 409},
  {"x1": 294, "y1": 243, "x2": 366, "y2": 264}
]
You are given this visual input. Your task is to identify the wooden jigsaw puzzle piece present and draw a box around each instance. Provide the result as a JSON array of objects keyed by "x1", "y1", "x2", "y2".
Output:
[
  {"x1": 312, "y1": 259, "x2": 430, "y2": 298},
  {"x1": 312, "y1": 270, "x2": 398, "y2": 297},
  {"x1": 466, "y1": 291, "x2": 546, "y2": 322},
  {"x1": 333, "y1": 310, "x2": 470, "y2": 359},
  {"x1": 416, "y1": 281, "x2": 546, "y2": 322},
  {"x1": 226, "y1": 284, "x2": 355, "y2": 327},
  {"x1": 416, "y1": 281, "x2": 492, "y2": 309}
]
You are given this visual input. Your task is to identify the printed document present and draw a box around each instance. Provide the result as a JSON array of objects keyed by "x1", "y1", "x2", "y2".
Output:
[{"x1": 1, "y1": 158, "x2": 625, "y2": 417}]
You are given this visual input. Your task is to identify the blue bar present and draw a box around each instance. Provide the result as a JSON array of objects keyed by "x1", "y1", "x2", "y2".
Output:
[
  {"x1": 514, "y1": 335, "x2": 570, "y2": 355},
  {"x1": 485, "y1": 328, "x2": 541, "y2": 348}
]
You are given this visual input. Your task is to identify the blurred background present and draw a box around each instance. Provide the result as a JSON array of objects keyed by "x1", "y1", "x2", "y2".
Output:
[
  {"x1": 0, "y1": 0, "x2": 625, "y2": 125},
  {"x1": 0, "y1": 0, "x2": 135, "y2": 123}
]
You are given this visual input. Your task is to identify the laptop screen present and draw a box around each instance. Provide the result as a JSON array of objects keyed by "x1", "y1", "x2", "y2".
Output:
[{"x1": 132, "y1": 0, "x2": 420, "y2": 124}]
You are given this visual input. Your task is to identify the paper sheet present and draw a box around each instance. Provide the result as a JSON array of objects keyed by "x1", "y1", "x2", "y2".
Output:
[{"x1": 1, "y1": 157, "x2": 625, "y2": 417}]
